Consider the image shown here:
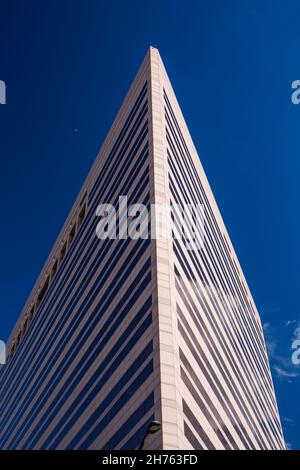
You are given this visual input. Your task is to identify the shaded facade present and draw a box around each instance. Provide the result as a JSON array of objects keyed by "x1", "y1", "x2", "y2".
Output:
[{"x1": 0, "y1": 48, "x2": 285, "y2": 449}]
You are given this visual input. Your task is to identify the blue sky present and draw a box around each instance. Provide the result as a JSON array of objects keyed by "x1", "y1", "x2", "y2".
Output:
[{"x1": 0, "y1": 0, "x2": 299, "y2": 449}]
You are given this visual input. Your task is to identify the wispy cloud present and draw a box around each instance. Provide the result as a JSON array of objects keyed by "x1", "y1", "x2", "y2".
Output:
[{"x1": 273, "y1": 366, "x2": 300, "y2": 378}]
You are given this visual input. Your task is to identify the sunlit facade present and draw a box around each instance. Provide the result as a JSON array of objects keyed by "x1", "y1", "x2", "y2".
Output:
[{"x1": 0, "y1": 48, "x2": 285, "y2": 450}]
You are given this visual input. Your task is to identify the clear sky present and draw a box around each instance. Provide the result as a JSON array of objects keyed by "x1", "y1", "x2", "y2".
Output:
[{"x1": 0, "y1": 0, "x2": 299, "y2": 449}]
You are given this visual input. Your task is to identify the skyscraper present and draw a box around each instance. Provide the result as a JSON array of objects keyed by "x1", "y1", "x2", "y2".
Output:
[{"x1": 0, "y1": 47, "x2": 285, "y2": 450}]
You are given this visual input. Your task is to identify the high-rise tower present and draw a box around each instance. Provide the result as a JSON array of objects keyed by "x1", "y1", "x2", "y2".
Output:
[{"x1": 0, "y1": 48, "x2": 285, "y2": 450}]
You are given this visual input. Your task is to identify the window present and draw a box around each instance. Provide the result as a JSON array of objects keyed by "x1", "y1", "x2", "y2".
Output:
[
  {"x1": 51, "y1": 259, "x2": 58, "y2": 280},
  {"x1": 9, "y1": 344, "x2": 15, "y2": 361},
  {"x1": 36, "y1": 277, "x2": 50, "y2": 308},
  {"x1": 68, "y1": 224, "x2": 76, "y2": 246},
  {"x1": 22, "y1": 318, "x2": 28, "y2": 336},
  {"x1": 78, "y1": 205, "x2": 86, "y2": 227},
  {"x1": 29, "y1": 305, "x2": 35, "y2": 323},
  {"x1": 15, "y1": 331, "x2": 21, "y2": 348},
  {"x1": 60, "y1": 242, "x2": 67, "y2": 263}
]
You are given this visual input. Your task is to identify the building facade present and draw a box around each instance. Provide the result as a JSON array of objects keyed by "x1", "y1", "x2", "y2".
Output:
[{"x1": 0, "y1": 48, "x2": 285, "y2": 450}]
